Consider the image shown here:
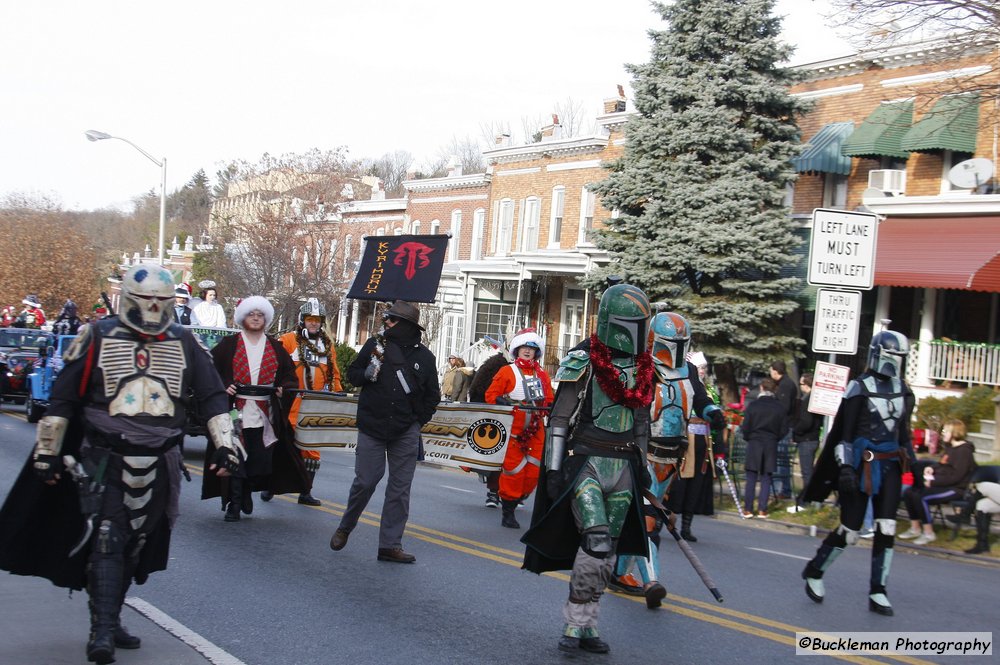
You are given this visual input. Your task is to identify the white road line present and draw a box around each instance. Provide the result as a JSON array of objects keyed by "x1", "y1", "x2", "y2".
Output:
[
  {"x1": 441, "y1": 484, "x2": 475, "y2": 493},
  {"x1": 745, "y1": 547, "x2": 810, "y2": 561},
  {"x1": 126, "y1": 597, "x2": 247, "y2": 665}
]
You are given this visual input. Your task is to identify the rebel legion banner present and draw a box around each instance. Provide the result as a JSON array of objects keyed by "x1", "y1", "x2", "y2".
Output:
[{"x1": 293, "y1": 392, "x2": 516, "y2": 471}]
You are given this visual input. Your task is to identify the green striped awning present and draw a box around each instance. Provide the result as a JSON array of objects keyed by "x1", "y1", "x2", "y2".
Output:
[
  {"x1": 900, "y1": 93, "x2": 980, "y2": 154},
  {"x1": 841, "y1": 101, "x2": 913, "y2": 159},
  {"x1": 792, "y1": 122, "x2": 854, "y2": 175}
]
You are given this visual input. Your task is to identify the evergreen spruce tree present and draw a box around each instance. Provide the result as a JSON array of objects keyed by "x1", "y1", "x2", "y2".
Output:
[{"x1": 591, "y1": 0, "x2": 811, "y2": 390}]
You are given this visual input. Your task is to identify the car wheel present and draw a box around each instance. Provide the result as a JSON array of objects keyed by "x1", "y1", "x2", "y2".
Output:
[{"x1": 26, "y1": 393, "x2": 43, "y2": 423}]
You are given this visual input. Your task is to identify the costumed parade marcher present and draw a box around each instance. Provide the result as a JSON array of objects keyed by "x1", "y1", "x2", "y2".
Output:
[
  {"x1": 277, "y1": 297, "x2": 343, "y2": 506},
  {"x1": 801, "y1": 329, "x2": 915, "y2": 616},
  {"x1": 15, "y1": 294, "x2": 46, "y2": 328},
  {"x1": 192, "y1": 280, "x2": 227, "y2": 328},
  {"x1": 52, "y1": 299, "x2": 83, "y2": 336},
  {"x1": 173, "y1": 285, "x2": 194, "y2": 325},
  {"x1": 468, "y1": 349, "x2": 511, "y2": 508},
  {"x1": 522, "y1": 282, "x2": 654, "y2": 655},
  {"x1": 0, "y1": 264, "x2": 241, "y2": 665},
  {"x1": 485, "y1": 328, "x2": 554, "y2": 529},
  {"x1": 610, "y1": 312, "x2": 724, "y2": 608},
  {"x1": 204, "y1": 296, "x2": 309, "y2": 522}
]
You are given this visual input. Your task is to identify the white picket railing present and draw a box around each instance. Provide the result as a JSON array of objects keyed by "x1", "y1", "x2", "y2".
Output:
[{"x1": 921, "y1": 340, "x2": 1000, "y2": 387}]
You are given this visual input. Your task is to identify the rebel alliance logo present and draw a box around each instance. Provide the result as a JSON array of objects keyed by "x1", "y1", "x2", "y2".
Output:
[{"x1": 467, "y1": 418, "x2": 507, "y2": 455}]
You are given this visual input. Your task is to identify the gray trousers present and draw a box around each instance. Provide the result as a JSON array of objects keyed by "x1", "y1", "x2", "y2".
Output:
[{"x1": 338, "y1": 422, "x2": 420, "y2": 549}]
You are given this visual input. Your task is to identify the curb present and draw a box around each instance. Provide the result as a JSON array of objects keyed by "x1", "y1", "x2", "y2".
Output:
[{"x1": 711, "y1": 508, "x2": 1000, "y2": 569}]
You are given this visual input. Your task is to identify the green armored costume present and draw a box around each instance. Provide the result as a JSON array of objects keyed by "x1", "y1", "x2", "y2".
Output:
[{"x1": 521, "y1": 283, "x2": 655, "y2": 656}]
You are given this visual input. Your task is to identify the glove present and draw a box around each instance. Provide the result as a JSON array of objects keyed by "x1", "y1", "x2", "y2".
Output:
[
  {"x1": 546, "y1": 469, "x2": 564, "y2": 501},
  {"x1": 363, "y1": 364, "x2": 378, "y2": 382},
  {"x1": 494, "y1": 396, "x2": 512, "y2": 406},
  {"x1": 32, "y1": 453, "x2": 64, "y2": 483},
  {"x1": 838, "y1": 464, "x2": 859, "y2": 495},
  {"x1": 708, "y1": 410, "x2": 726, "y2": 431},
  {"x1": 211, "y1": 445, "x2": 241, "y2": 474}
]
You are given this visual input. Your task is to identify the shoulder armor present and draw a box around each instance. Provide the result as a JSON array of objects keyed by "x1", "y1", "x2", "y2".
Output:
[
  {"x1": 555, "y1": 349, "x2": 590, "y2": 382},
  {"x1": 61, "y1": 323, "x2": 94, "y2": 363},
  {"x1": 843, "y1": 379, "x2": 863, "y2": 400}
]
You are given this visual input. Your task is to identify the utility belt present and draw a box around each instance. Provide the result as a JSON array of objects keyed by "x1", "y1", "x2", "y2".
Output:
[
  {"x1": 573, "y1": 433, "x2": 640, "y2": 459},
  {"x1": 648, "y1": 437, "x2": 684, "y2": 464},
  {"x1": 859, "y1": 446, "x2": 910, "y2": 496},
  {"x1": 85, "y1": 429, "x2": 183, "y2": 457}
]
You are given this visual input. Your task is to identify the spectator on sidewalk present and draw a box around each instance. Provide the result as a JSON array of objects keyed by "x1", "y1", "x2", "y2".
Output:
[
  {"x1": 899, "y1": 418, "x2": 977, "y2": 545},
  {"x1": 740, "y1": 378, "x2": 786, "y2": 518},
  {"x1": 770, "y1": 360, "x2": 797, "y2": 499},
  {"x1": 964, "y1": 465, "x2": 1000, "y2": 554},
  {"x1": 793, "y1": 373, "x2": 821, "y2": 492}
]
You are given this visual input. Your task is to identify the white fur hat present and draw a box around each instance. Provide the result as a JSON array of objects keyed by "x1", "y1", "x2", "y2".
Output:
[
  {"x1": 509, "y1": 327, "x2": 544, "y2": 359},
  {"x1": 234, "y1": 296, "x2": 274, "y2": 329}
]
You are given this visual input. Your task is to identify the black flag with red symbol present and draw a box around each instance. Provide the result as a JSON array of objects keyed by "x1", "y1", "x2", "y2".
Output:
[{"x1": 347, "y1": 234, "x2": 450, "y2": 303}]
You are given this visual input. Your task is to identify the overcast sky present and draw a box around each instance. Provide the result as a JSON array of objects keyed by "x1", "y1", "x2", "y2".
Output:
[{"x1": 0, "y1": 0, "x2": 851, "y2": 213}]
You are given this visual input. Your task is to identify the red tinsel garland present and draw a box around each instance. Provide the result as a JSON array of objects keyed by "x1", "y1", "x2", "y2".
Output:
[{"x1": 589, "y1": 334, "x2": 655, "y2": 408}]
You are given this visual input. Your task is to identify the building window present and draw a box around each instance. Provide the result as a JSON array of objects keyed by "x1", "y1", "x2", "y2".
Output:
[
  {"x1": 376, "y1": 228, "x2": 385, "y2": 236},
  {"x1": 343, "y1": 235, "x2": 352, "y2": 277},
  {"x1": 289, "y1": 247, "x2": 297, "y2": 287},
  {"x1": 560, "y1": 288, "x2": 586, "y2": 359},
  {"x1": 578, "y1": 189, "x2": 596, "y2": 245},
  {"x1": 521, "y1": 197, "x2": 540, "y2": 251},
  {"x1": 394, "y1": 227, "x2": 403, "y2": 236},
  {"x1": 940, "y1": 151, "x2": 974, "y2": 193},
  {"x1": 450, "y1": 210, "x2": 461, "y2": 261},
  {"x1": 495, "y1": 199, "x2": 514, "y2": 255},
  {"x1": 411, "y1": 220, "x2": 421, "y2": 236},
  {"x1": 442, "y1": 312, "x2": 466, "y2": 358},
  {"x1": 471, "y1": 208, "x2": 485, "y2": 261},
  {"x1": 474, "y1": 300, "x2": 527, "y2": 341},
  {"x1": 549, "y1": 186, "x2": 565, "y2": 248},
  {"x1": 327, "y1": 239, "x2": 339, "y2": 278},
  {"x1": 822, "y1": 173, "x2": 848, "y2": 208},
  {"x1": 430, "y1": 219, "x2": 440, "y2": 235}
]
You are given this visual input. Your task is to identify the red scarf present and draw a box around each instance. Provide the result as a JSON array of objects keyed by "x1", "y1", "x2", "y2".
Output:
[
  {"x1": 233, "y1": 335, "x2": 278, "y2": 416},
  {"x1": 589, "y1": 334, "x2": 655, "y2": 408}
]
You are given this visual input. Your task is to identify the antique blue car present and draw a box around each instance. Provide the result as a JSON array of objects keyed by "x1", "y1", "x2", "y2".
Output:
[
  {"x1": 0, "y1": 327, "x2": 53, "y2": 408},
  {"x1": 25, "y1": 334, "x2": 76, "y2": 422}
]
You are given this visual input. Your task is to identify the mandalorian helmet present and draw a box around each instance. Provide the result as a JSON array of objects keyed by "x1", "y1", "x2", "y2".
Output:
[
  {"x1": 298, "y1": 297, "x2": 326, "y2": 327},
  {"x1": 119, "y1": 264, "x2": 176, "y2": 335},
  {"x1": 595, "y1": 283, "x2": 651, "y2": 354},
  {"x1": 868, "y1": 330, "x2": 909, "y2": 378},
  {"x1": 649, "y1": 312, "x2": 689, "y2": 369},
  {"x1": 61, "y1": 300, "x2": 78, "y2": 318}
]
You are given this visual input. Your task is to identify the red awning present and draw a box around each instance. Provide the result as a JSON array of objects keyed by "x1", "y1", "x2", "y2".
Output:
[{"x1": 874, "y1": 215, "x2": 1000, "y2": 292}]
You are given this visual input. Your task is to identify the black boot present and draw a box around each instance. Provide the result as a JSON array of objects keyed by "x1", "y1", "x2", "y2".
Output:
[
  {"x1": 225, "y1": 478, "x2": 242, "y2": 522},
  {"x1": 87, "y1": 554, "x2": 123, "y2": 665},
  {"x1": 241, "y1": 483, "x2": 254, "y2": 515},
  {"x1": 298, "y1": 469, "x2": 321, "y2": 506},
  {"x1": 680, "y1": 513, "x2": 697, "y2": 542},
  {"x1": 114, "y1": 580, "x2": 141, "y2": 649},
  {"x1": 965, "y1": 512, "x2": 992, "y2": 555},
  {"x1": 500, "y1": 499, "x2": 520, "y2": 529}
]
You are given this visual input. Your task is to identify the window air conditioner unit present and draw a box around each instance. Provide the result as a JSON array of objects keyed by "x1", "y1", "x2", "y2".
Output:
[{"x1": 868, "y1": 169, "x2": 906, "y2": 195}]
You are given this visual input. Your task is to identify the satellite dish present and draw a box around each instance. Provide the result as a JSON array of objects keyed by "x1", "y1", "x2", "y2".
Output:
[
  {"x1": 862, "y1": 187, "x2": 890, "y2": 199},
  {"x1": 948, "y1": 158, "x2": 994, "y2": 189}
]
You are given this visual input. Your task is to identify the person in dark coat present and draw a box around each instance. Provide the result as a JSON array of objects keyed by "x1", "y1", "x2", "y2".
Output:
[
  {"x1": 328, "y1": 301, "x2": 440, "y2": 563},
  {"x1": 770, "y1": 360, "x2": 797, "y2": 498},
  {"x1": 739, "y1": 377, "x2": 786, "y2": 517},
  {"x1": 203, "y1": 296, "x2": 307, "y2": 522},
  {"x1": 793, "y1": 373, "x2": 822, "y2": 491}
]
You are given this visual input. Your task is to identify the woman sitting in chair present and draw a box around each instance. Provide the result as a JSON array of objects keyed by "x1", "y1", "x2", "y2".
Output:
[{"x1": 899, "y1": 418, "x2": 977, "y2": 545}]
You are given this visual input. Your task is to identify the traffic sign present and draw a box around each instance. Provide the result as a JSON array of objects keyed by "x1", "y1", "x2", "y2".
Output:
[
  {"x1": 808, "y1": 361, "x2": 851, "y2": 417},
  {"x1": 812, "y1": 288, "x2": 862, "y2": 355},
  {"x1": 807, "y1": 208, "x2": 878, "y2": 290}
]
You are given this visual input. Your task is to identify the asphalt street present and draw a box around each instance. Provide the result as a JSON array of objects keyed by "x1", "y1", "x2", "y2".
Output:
[{"x1": 0, "y1": 402, "x2": 995, "y2": 665}]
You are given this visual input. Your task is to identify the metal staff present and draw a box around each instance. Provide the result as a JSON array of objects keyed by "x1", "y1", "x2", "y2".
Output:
[
  {"x1": 716, "y1": 457, "x2": 748, "y2": 519},
  {"x1": 644, "y1": 489, "x2": 724, "y2": 603}
]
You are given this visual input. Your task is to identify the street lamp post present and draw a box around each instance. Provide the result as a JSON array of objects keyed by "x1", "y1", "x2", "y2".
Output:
[{"x1": 85, "y1": 130, "x2": 167, "y2": 265}]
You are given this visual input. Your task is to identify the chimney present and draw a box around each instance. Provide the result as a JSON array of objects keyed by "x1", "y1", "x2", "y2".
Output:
[
  {"x1": 603, "y1": 84, "x2": 627, "y2": 113},
  {"x1": 541, "y1": 114, "x2": 562, "y2": 141},
  {"x1": 495, "y1": 132, "x2": 511, "y2": 146},
  {"x1": 446, "y1": 155, "x2": 463, "y2": 178}
]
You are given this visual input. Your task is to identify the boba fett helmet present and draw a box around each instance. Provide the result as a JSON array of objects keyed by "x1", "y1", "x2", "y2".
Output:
[
  {"x1": 650, "y1": 311, "x2": 689, "y2": 369},
  {"x1": 595, "y1": 283, "x2": 651, "y2": 354}
]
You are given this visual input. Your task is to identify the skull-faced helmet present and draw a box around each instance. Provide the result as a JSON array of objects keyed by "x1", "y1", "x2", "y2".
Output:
[{"x1": 119, "y1": 264, "x2": 175, "y2": 335}]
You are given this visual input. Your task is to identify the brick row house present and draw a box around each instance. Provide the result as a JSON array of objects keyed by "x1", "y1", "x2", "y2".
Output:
[{"x1": 787, "y1": 34, "x2": 1000, "y2": 412}]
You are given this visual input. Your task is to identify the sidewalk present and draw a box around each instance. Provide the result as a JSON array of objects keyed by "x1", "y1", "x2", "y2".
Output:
[{"x1": 0, "y1": 574, "x2": 221, "y2": 665}]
